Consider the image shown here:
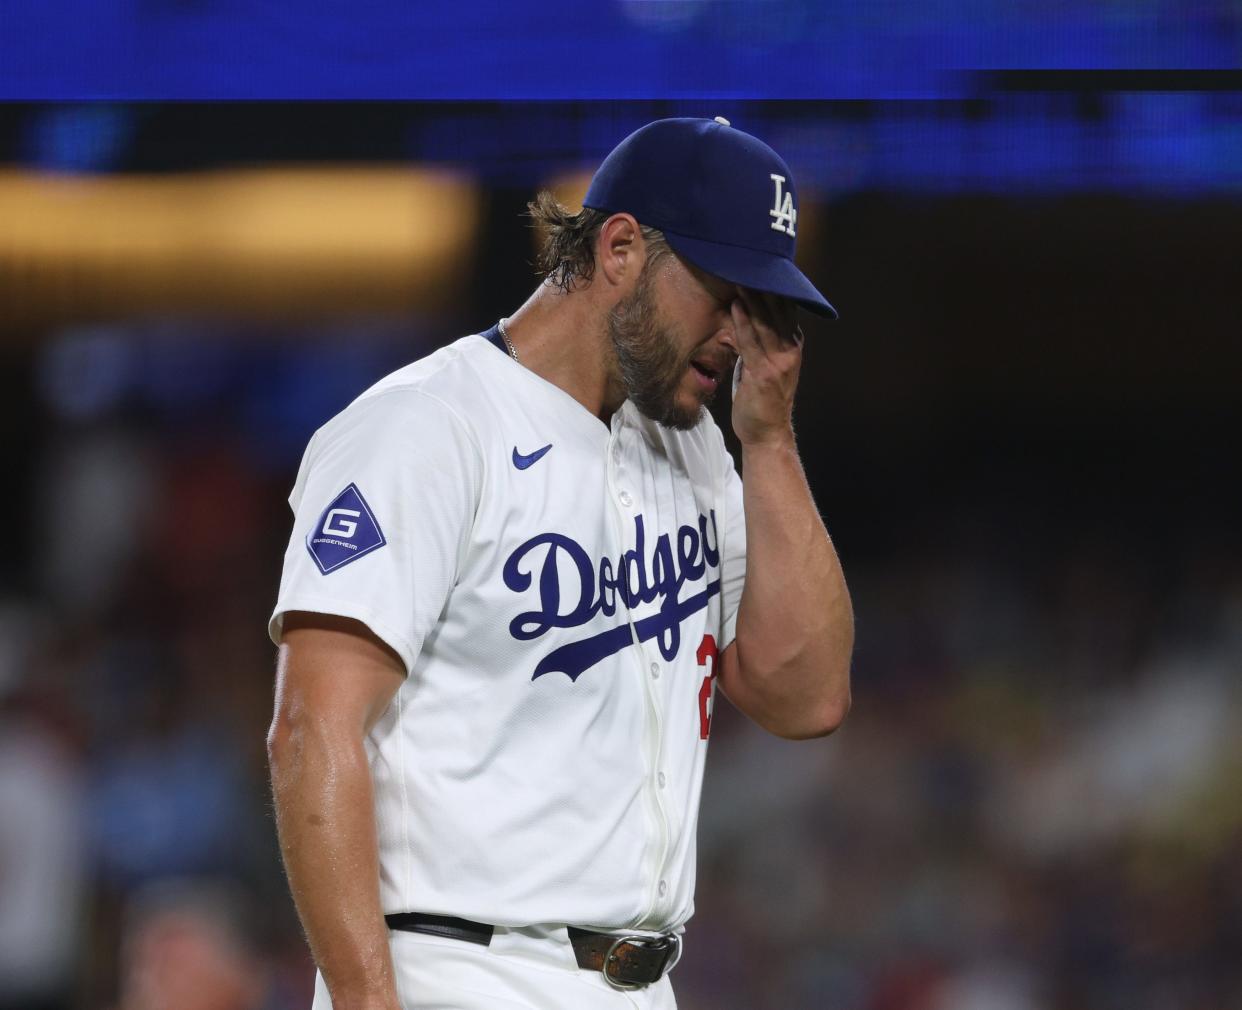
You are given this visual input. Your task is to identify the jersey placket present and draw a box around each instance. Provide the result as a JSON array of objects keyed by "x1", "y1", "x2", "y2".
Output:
[{"x1": 605, "y1": 410, "x2": 676, "y2": 927}]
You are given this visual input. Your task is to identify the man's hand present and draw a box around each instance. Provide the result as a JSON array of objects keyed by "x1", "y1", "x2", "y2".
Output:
[{"x1": 728, "y1": 288, "x2": 804, "y2": 448}]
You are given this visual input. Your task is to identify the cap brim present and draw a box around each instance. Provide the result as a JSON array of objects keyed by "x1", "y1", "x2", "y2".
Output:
[{"x1": 662, "y1": 231, "x2": 839, "y2": 320}]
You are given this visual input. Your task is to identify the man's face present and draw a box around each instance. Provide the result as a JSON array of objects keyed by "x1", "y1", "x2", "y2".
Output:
[{"x1": 607, "y1": 250, "x2": 740, "y2": 431}]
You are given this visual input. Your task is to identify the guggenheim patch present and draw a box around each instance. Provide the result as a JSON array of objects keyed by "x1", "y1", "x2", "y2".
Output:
[{"x1": 306, "y1": 483, "x2": 387, "y2": 574}]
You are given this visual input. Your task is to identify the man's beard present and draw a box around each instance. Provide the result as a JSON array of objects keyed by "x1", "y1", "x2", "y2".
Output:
[{"x1": 607, "y1": 263, "x2": 712, "y2": 431}]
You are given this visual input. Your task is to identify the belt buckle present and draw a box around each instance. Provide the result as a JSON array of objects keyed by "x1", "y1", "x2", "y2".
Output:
[{"x1": 601, "y1": 931, "x2": 682, "y2": 991}]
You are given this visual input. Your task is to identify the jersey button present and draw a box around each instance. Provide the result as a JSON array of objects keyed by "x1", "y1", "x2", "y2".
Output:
[
  {"x1": 657, "y1": 772, "x2": 666, "y2": 788},
  {"x1": 658, "y1": 880, "x2": 668, "y2": 897},
  {"x1": 649, "y1": 662, "x2": 660, "y2": 679},
  {"x1": 618, "y1": 490, "x2": 633, "y2": 507}
]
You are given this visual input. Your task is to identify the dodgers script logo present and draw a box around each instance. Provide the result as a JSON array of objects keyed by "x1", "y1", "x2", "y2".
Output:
[{"x1": 503, "y1": 513, "x2": 722, "y2": 681}]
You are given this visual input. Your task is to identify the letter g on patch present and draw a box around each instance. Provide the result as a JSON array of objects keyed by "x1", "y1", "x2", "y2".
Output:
[{"x1": 323, "y1": 508, "x2": 361, "y2": 538}]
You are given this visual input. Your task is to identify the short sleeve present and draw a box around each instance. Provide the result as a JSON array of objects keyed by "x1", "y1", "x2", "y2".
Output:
[
  {"x1": 716, "y1": 434, "x2": 747, "y2": 650},
  {"x1": 269, "y1": 389, "x2": 482, "y2": 674}
]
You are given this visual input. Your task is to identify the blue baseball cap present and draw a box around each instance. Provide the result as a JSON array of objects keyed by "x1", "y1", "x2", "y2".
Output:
[{"x1": 583, "y1": 117, "x2": 838, "y2": 319}]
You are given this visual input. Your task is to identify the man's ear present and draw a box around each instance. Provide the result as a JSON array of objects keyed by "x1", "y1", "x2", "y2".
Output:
[{"x1": 596, "y1": 213, "x2": 643, "y2": 288}]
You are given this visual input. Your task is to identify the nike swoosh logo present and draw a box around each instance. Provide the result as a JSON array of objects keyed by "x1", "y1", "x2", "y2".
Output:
[{"x1": 512, "y1": 444, "x2": 553, "y2": 470}]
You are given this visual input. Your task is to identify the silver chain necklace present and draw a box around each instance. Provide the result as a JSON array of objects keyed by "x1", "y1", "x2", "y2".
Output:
[{"x1": 497, "y1": 317, "x2": 519, "y2": 362}]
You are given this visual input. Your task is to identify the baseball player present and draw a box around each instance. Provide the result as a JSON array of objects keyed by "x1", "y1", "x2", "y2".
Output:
[{"x1": 267, "y1": 117, "x2": 853, "y2": 1010}]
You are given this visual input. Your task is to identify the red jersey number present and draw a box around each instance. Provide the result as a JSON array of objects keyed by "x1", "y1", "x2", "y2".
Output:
[{"x1": 697, "y1": 634, "x2": 719, "y2": 740}]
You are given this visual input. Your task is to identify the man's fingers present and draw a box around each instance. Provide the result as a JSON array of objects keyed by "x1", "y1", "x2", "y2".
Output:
[
  {"x1": 735, "y1": 287, "x2": 801, "y2": 351},
  {"x1": 758, "y1": 291, "x2": 801, "y2": 346},
  {"x1": 730, "y1": 296, "x2": 766, "y2": 359}
]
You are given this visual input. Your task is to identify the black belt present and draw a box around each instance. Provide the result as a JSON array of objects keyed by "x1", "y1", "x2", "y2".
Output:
[{"x1": 384, "y1": 912, "x2": 682, "y2": 990}]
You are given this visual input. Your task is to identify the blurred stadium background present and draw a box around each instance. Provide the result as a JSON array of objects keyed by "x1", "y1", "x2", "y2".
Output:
[{"x1": 2, "y1": 5, "x2": 1242, "y2": 1010}]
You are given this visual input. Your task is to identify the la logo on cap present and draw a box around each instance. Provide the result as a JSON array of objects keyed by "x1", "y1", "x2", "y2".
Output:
[{"x1": 769, "y1": 174, "x2": 797, "y2": 237}]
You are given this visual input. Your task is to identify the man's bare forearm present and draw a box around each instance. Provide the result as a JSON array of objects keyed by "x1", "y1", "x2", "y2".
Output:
[
  {"x1": 732, "y1": 433, "x2": 854, "y2": 737},
  {"x1": 268, "y1": 719, "x2": 400, "y2": 1010}
]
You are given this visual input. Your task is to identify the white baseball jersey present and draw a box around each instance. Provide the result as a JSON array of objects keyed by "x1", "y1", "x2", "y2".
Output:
[{"x1": 270, "y1": 326, "x2": 747, "y2": 932}]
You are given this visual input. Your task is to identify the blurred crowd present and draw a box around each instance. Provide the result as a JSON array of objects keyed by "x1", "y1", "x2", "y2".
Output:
[
  {"x1": 688, "y1": 543, "x2": 1242, "y2": 1010},
  {"x1": 1, "y1": 322, "x2": 1239, "y2": 1010}
]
